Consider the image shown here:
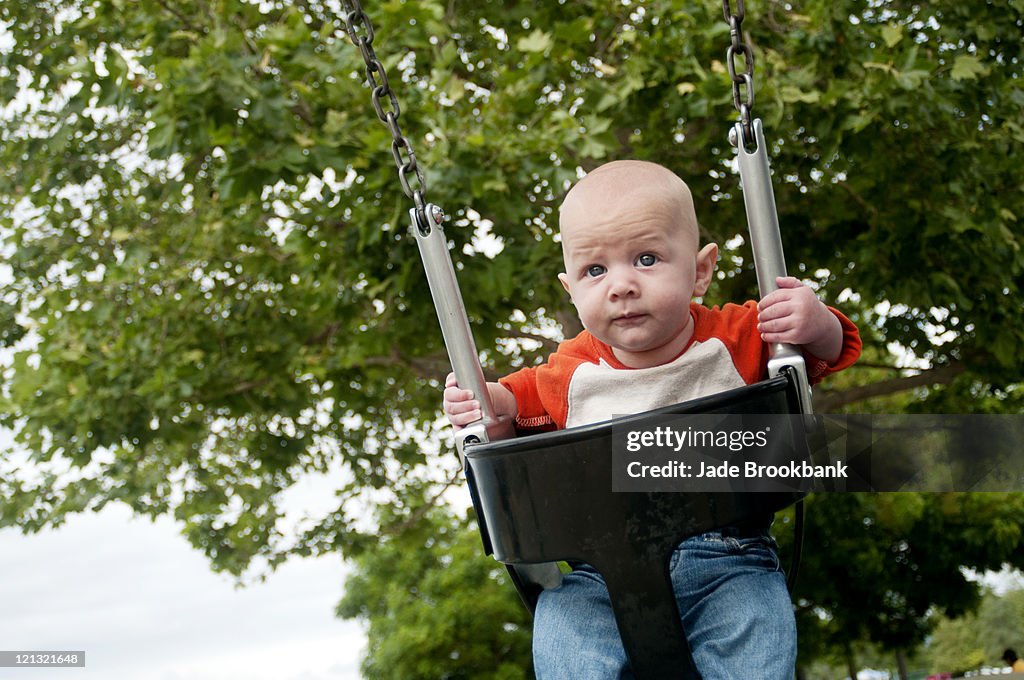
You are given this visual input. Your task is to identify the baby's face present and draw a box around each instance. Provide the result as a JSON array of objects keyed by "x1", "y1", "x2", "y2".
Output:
[{"x1": 558, "y1": 163, "x2": 716, "y2": 368}]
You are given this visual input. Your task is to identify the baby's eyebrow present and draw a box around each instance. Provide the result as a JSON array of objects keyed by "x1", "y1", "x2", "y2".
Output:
[
  {"x1": 630, "y1": 230, "x2": 672, "y2": 244},
  {"x1": 564, "y1": 240, "x2": 608, "y2": 260}
]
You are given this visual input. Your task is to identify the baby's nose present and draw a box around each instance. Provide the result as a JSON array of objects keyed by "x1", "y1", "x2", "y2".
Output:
[{"x1": 607, "y1": 270, "x2": 639, "y2": 299}]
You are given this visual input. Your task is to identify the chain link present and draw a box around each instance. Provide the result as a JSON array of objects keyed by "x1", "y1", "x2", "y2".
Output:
[
  {"x1": 722, "y1": 0, "x2": 755, "y2": 141},
  {"x1": 342, "y1": 0, "x2": 754, "y2": 204},
  {"x1": 340, "y1": 0, "x2": 427, "y2": 215}
]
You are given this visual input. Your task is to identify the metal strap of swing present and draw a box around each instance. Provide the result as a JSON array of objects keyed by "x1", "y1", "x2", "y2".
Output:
[
  {"x1": 340, "y1": 0, "x2": 509, "y2": 455},
  {"x1": 722, "y1": 0, "x2": 814, "y2": 416}
]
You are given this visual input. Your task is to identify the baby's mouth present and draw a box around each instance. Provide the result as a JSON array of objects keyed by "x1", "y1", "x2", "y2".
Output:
[{"x1": 612, "y1": 312, "x2": 647, "y2": 325}]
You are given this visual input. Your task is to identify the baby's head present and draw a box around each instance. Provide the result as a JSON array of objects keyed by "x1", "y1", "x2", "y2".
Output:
[
  {"x1": 557, "y1": 160, "x2": 718, "y2": 367},
  {"x1": 559, "y1": 160, "x2": 701, "y2": 254}
]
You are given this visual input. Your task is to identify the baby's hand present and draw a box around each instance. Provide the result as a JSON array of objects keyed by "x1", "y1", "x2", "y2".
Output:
[
  {"x1": 442, "y1": 372, "x2": 482, "y2": 431},
  {"x1": 757, "y1": 277, "x2": 838, "y2": 354}
]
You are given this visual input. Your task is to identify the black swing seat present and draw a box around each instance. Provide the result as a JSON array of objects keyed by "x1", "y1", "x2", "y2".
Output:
[{"x1": 463, "y1": 372, "x2": 808, "y2": 680}]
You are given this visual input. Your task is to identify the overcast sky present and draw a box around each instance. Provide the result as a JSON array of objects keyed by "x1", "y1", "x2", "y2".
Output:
[
  {"x1": 0, "y1": 432, "x2": 366, "y2": 680},
  {"x1": 0, "y1": 505, "x2": 366, "y2": 680}
]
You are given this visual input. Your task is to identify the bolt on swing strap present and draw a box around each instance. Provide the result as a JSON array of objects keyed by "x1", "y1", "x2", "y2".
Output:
[{"x1": 339, "y1": 0, "x2": 428, "y2": 221}]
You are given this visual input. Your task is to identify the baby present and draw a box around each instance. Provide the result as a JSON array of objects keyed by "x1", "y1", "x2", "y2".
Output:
[{"x1": 444, "y1": 160, "x2": 861, "y2": 678}]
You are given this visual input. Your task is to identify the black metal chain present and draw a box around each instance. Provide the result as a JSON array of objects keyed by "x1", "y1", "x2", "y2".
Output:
[
  {"x1": 339, "y1": 0, "x2": 428, "y2": 218},
  {"x1": 722, "y1": 0, "x2": 755, "y2": 141},
  {"x1": 341, "y1": 1, "x2": 754, "y2": 206}
]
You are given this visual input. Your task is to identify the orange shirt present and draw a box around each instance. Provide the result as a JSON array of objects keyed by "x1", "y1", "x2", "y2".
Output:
[{"x1": 499, "y1": 301, "x2": 861, "y2": 432}]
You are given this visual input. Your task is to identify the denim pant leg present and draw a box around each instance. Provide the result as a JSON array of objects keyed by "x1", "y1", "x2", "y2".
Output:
[
  {"x1": 533, "y1": 530, "x2": 795, "y2": 680},
  {"x1": 670, "y1": 531, "x2": 797, "y2": 680},
  {"x1": 533, "y1": 563, "x2": 633, "y2": 680}
]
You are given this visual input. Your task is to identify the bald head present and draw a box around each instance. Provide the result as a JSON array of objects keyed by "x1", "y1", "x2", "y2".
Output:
[{"x1": 559, "y1": 160, "x2": 700, "y2": 256}]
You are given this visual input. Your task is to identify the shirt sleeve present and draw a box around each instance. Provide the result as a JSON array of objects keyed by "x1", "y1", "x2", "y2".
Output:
[
  {"x1": 804, "y1": 307, "x2": 862, "y2": 384},
  {"x1": 498, "y1": 366, "x2": 558, "y2": 433},
  {"x1": 497, "y1": 333, "x2": 597, "y2": 432}
]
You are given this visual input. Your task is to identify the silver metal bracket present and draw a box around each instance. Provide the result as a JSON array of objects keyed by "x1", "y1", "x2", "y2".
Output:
[
  {"x1": 768, "y1": 351, "x2": 814, "y2": 417},
  {"x1": 455, "y1": 423, "x2": 489, "y2": 463},
  {"x1": 411, "y1": 204, "x2": 515, "y2": 464},
  {"x1": 733, "y1": 119, "x2": 814, "y2": 417}
]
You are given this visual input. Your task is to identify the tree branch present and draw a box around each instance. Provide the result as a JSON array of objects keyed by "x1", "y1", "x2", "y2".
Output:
[
  {"x1": 223, "y1": 377, "x2": 274, "y2": 396},
  {"x1": 152, "y1": 0, "x2": 204, "y2": 35},
  {"x1": 835, "y1": 179, "x2": 878, "y2": 220},
  {"x1": 363, "y1": 347, "x2": 458, "y2": 381},
  {"x1": 304, "y1": 321, "x2": 341, "y2": 347},
  {"x1": 814, "y1": 361, "x2": 967, "y2": 412},
  {"x1": 848, "y1": 360, "x2": 905, "y2": 371},
  {"x1": 500, "y1": 327, "x2": 559, "y2": 354},
  {"x1": 555, "y1": 306, "x2": 584, "y2": 338}
]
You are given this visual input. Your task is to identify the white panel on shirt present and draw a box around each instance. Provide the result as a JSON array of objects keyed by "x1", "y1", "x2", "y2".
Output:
[{"x1": 564, "y1": 337, "x2": 746, "y2": 429}]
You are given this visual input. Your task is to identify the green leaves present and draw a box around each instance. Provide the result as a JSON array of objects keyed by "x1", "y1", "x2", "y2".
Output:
[
  {"x1": 516, "y1": 29, "x2": 553, "y2": 54},
  {"x1": 793, "y1": 493, "x2": 1024, "y2": 665},
  {"x1": 880, "y1": 24, "x2": 903, "y2": 48},
  {"x1": 950, "y1": 55, "x2": 991, "y2": 82}
]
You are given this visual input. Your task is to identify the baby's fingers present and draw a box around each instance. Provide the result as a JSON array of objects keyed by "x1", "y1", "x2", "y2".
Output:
[
  {"x1": 775, "y1": 276, "x2": 803, "y2": 289},
  {"x1": 444, "y1": 395, "x2": 483, "y2": 428},
  {"x1": 443, "y1": 389, "x2": 482, "y2": 426},
  {"x1": 756, "y1": 297, "x2": 794, "y2": 323},
  {"x1": 758, "y1": 313, "x2": 794, "y2": 335},
  {"x1": 450, "y1": 409, "x2": 483, "y2": 427},
  {"x1": 442, "y1": 372, "x2": 483, "y2": 430},
  {"x1": 443, "y1": 384, "x2": 476, "y2": 407},
  {"x1": 757, "y1": 288, "x2": 795, "y2": 313}
]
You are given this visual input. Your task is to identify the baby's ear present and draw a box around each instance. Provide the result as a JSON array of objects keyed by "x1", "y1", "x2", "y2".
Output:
[
  {"x1": 693, "y1": 243, "x2": 719, "y2": 297},
  {"x1": 557, "y1": 273, "x2": 573, "y2": 300}
]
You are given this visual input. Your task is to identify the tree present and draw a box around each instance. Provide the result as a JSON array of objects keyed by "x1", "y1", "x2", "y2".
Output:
[
  {"x1": 788, "y1": 493, "x2": 1024, "y2": 678},
  {"x1": 927, "y1": 586, "x2": 1024, "y2": 675},
  {"x1": 2, "y1": 0, "x2": 1022, "y2": 672}
]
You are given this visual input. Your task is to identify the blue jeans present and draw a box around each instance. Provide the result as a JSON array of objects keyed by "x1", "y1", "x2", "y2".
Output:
[{"x1": 532, "y1": 530, "x2": 797, "y2": 679}]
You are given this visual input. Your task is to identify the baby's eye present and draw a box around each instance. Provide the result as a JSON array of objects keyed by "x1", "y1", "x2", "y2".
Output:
[
  {"x1": 585, "y1": 264, "x2": 606, "y2": 277},
  {"x1": 636, "y1": 253, "x2": 658, "y2": 267}
]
